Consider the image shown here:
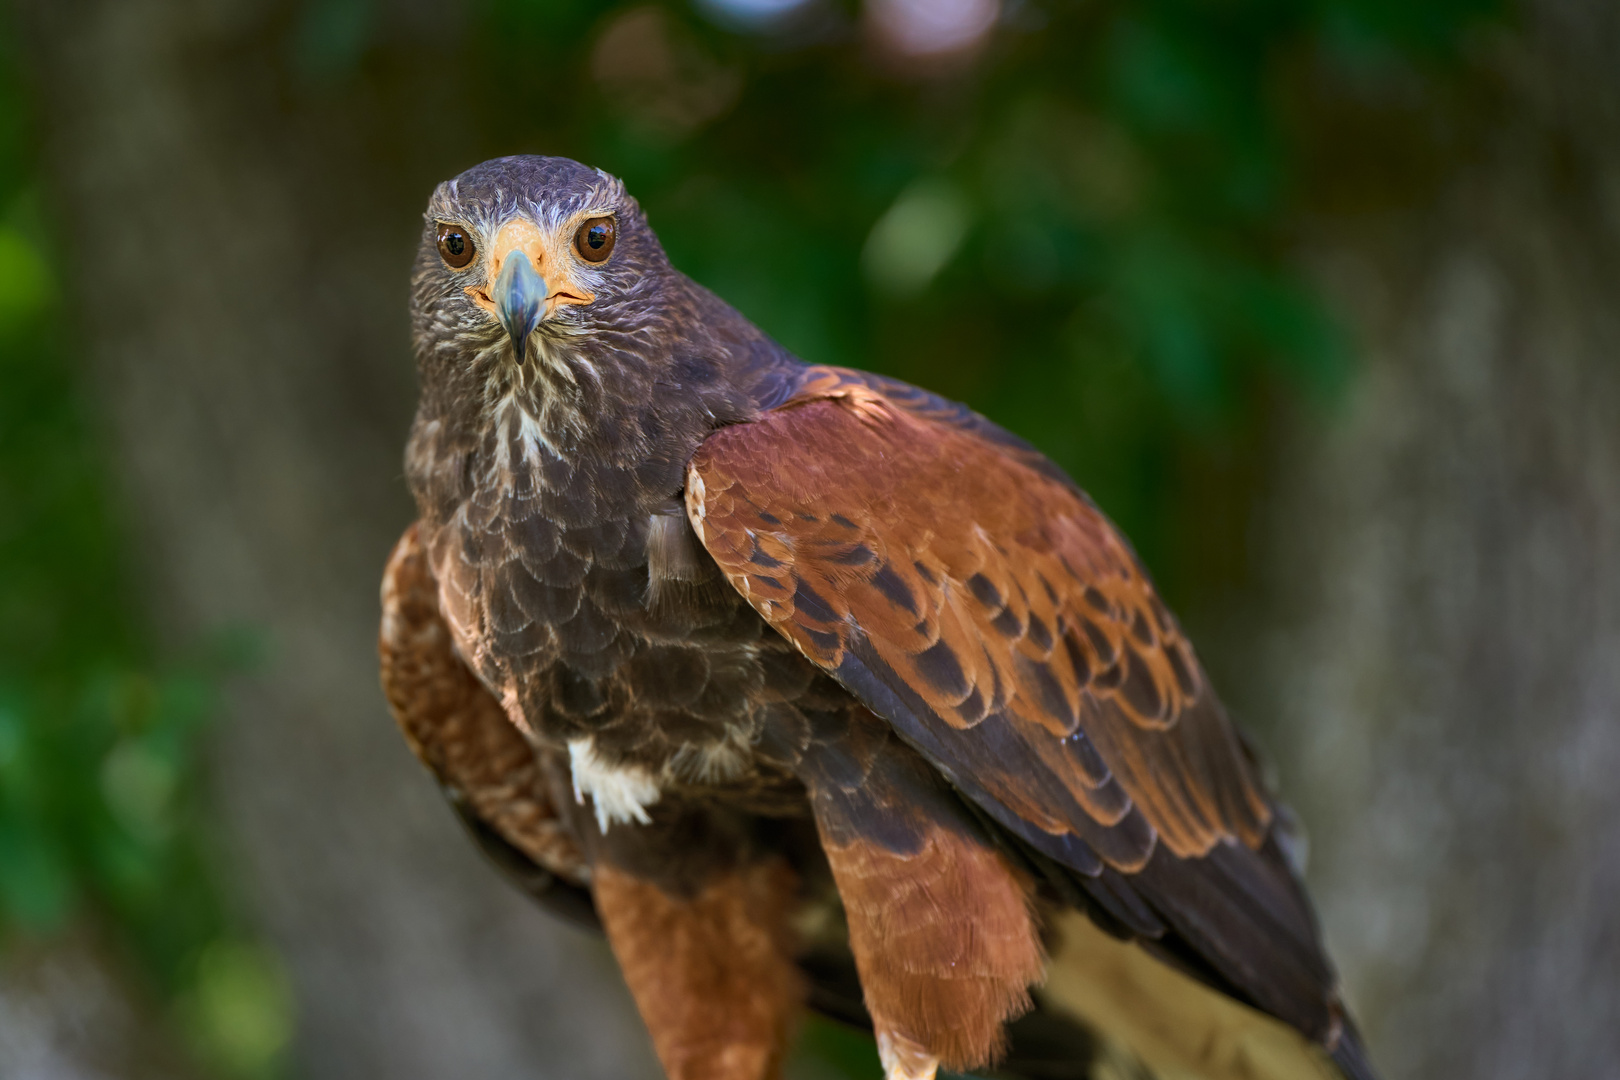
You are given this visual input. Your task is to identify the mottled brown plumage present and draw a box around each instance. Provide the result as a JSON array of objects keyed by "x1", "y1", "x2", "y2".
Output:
[
  {"x1": 379, "y1": 155, "x2": 1377, "y2": 1080},
  {"x1": 382, "y1": 522, "x2": 587, "y2": 889}
]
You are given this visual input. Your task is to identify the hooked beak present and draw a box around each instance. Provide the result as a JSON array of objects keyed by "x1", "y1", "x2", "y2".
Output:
[{"x1": 494, "y1": 249, "x2": 546, "y2": 363}]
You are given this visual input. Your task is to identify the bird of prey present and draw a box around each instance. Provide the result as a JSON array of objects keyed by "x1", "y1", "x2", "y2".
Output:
[{"x1": 379, "y1": 155, "x2": 1377, "y2": 1080}]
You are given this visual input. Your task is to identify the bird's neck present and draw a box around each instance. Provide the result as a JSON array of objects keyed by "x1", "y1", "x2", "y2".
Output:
[{"x1": 409, "y1": 314, "x2": 787, "y2": 534}]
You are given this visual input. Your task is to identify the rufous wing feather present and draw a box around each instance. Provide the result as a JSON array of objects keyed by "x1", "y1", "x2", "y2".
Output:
[{"x1": 686, "y1": 372, "x2": 1356, "y2": 1060}]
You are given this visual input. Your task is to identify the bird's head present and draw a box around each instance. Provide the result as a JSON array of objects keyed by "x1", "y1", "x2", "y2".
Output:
[{"x1": 411, "y1": 155, "x2": 674, "y2": 393}]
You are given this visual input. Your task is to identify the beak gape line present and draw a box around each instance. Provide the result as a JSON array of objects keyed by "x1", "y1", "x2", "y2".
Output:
[{"x1": 495, "y1": 249, "x2": 547, "y2": 363}]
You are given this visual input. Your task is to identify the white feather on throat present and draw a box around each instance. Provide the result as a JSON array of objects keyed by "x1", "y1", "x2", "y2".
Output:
[{"x1": 482, "y1": 333, "x2": 606, "y2": 476}]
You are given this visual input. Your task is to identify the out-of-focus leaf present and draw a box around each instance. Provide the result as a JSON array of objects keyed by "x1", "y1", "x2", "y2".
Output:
[
  {"x1": 863, "y1": 177, "x2": 973, "y2": 297},
  {"x1": 177, "y1": 940, "x2": 296, "y2": 1080},
  {"x1": 0, "y1": 817, "x2": 75, "y2": 931},
  {"x1": 0, "y1": 225, "x2": 50, "y2": 327}
]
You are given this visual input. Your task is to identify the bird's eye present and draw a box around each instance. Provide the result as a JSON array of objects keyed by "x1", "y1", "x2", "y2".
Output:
[
  {"x1": 574, "y1": 217, "x2": 615, "y2": 263},
  {"x1": 436, "y1": 223, "x2": 476, "y2": 269}
]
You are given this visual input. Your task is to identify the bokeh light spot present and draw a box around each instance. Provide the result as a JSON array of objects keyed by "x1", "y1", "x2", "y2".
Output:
[
  {"x1": 698, "y1": 0, "x2": 812, "y2": 28},
  {"x1": 868, "y1": 0, "x2": 999, "y2": 57},
  {"x1": 862, "y1": 178, "x2": 973, "y2": 297}
]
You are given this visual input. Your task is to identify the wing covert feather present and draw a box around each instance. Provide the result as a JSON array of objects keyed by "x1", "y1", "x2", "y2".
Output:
[
  {"x1": 688, "y1": 381, "x2": 1359, "y2": 1052},
  {"x1": 688, "y1": 385, "x2": 1270, "y2": 870}
]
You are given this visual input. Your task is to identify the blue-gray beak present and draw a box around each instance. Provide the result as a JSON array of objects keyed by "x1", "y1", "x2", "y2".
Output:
[{"x1": 494, "y1": 250, "x2": 547, "y2": 363}]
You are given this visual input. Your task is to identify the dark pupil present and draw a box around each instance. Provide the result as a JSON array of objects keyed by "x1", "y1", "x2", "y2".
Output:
[
  {"x1": 586, "y1": 225, "x2": 607, "y2": 249},
  {"x1": 444, "y1": 232, "x2": 466, "y2": 256}
]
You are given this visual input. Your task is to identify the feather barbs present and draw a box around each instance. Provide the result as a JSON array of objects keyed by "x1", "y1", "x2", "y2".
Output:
[{"x1": 688, "y1": 389, "x2": 1271, "y2": 864}]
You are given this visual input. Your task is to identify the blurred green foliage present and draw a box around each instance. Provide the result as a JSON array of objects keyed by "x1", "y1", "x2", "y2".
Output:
[{"x1": 0, "y1": 20, "x2": 290, "y2": 1080}]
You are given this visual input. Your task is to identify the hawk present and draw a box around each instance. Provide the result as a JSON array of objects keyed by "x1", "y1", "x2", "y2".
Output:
[{"x1": 379, "y1": 155, "x2": 1377, "y2": 1080}]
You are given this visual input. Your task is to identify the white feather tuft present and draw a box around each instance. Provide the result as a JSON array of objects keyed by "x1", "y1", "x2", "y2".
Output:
[{"x1": 568, "y1": 738, "x2": 661, "y2": 832}]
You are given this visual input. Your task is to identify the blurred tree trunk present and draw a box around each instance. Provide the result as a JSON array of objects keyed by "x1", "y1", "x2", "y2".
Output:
[
  {"x1": 14, "y1": 1, "x2": 657, "y2": 1077},
  {"x1": 1256, "y1": 3, "x2": 1620, "y2": 1077}
]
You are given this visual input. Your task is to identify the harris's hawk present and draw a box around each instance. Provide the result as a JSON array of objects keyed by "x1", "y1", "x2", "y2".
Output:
[{"x1": 379, "y1": 155, "x2": 1377, "y2": 1080}]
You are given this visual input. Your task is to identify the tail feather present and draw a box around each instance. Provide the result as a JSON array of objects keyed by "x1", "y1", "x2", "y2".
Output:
[
  {"x1": 1039, "y1": 912, "x2": 1347, "y2": 1080},
  {"x1": 1328, "y1": 1019, "x2": 1380, "y2": 1080}
]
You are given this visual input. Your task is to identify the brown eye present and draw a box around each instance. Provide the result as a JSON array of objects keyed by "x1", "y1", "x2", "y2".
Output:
[
  {"x1": 436, "y1": 223, "x2": 475, "y2": 269},
  {"x1": 574, "y1": 216, "x2": 615, "y2": 263}
]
